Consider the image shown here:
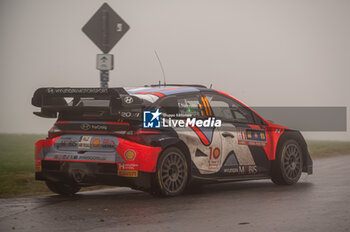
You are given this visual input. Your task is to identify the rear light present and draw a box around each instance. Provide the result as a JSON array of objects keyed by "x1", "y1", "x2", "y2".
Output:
[
  {"x1": 34, "y1": 143, "x2": 42, "y2": 172},
  {"x1": 35, "y1": 160, "x2": 42, "y2": 172},
  {"x1": 48, "y1": 125, "x2": 63, "y2": 139}
]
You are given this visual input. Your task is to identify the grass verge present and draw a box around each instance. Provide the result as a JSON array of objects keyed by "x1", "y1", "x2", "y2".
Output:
[{"x1": 307, "y1": 140, "x2": 350, "y2": 159}]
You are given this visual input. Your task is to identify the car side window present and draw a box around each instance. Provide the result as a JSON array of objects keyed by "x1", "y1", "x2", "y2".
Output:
[
  {"x1": 177, "y1": 95, "x2": 202, "y2": 117},
  {"x1": 159, "y1": 96, "x2": 179, "y2": 114},
  {"x1": 204, "y1": 93, "x2": 255, "y2": 124},
  {"x1": 159, "y1": 94, "x2": 202, "y2": 117},
  {"x1": 205, "y1": 95, "x2": 234, "y2": 120},
  {"x1": 230, "y1": 103, "x2": 254, "y2": 124}
]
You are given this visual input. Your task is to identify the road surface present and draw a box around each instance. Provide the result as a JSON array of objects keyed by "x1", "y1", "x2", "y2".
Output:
[{"x1": 0, "y1": 155, "x2": 349, "y2": 232}]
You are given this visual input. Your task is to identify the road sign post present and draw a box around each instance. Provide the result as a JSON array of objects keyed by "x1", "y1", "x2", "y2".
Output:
[
  {"x1": 100, "y1": 70, "x2": 109, "y2": 88},
  {"x1": 82, "y1": 3, "x2": 130, "y2": 88},
  {"x1": 96, "y1": 54, "x2": 113, "y2": 87}
]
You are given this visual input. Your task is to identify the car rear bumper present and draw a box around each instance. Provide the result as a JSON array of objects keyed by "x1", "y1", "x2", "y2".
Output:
[
  {"x1": 36, "y1": 160, "x2": 153, "y2": 190},
  {"x1": 35, "y1": 136, "x2": 162, "y2": 170},
  {"x1": 34, "y1": 136, "x2": 162, "y2": 187}
]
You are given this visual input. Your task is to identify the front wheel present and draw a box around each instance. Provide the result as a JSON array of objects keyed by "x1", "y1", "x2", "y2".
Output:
[
  {"x1": 45, "y1": 181, "x2": 81, "y2": 195},
  {"x1": 153, "y1": 147, "x2": 189, "y2": 196},
  {"x1": 271, "y1": 139, "x2": 303, "y2": 185}
]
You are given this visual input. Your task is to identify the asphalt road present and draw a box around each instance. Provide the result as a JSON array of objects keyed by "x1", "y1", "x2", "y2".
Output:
[{"x1": 1, "y1": 155, "x2": 349, "y2": 232}]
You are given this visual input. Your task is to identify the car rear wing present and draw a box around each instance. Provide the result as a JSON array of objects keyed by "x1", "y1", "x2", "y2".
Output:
[{"x1": 32, "y1": 87, "x2": 143, "y2": 119}]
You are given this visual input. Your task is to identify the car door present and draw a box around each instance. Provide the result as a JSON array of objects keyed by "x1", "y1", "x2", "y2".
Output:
[{"x1": 202, "y1": 92, "x2": 268, "y2": 177}]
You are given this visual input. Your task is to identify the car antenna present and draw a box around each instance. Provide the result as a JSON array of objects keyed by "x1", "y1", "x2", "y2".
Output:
[{"x1": 154, "y1": 50, "x2": 166, "y2": 86}]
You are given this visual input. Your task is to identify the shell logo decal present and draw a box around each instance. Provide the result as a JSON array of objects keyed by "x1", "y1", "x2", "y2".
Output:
[
  {"x1": 124, "y1": 149, "x2": 136, "y2": 161},
  {"x1": 92, "y1": 138, "x2": 101, "y2": 147}
]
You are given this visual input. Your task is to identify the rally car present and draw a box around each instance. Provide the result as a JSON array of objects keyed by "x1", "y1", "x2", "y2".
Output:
[{"x1": 32, "y1": 85, "x2": 313, "y2": 196}]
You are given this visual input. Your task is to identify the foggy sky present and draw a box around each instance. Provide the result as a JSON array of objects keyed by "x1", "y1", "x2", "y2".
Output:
[{"x1": 0, "y1": 0, "x2": 349, "y2": 140}]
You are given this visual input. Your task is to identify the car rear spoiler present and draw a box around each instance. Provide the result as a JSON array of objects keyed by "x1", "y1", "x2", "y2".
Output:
[{"x1": 32, "y1": 87, "x2": 143, "y2": 119}]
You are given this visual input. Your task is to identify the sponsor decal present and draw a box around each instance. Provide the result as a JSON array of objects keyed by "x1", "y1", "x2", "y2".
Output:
[
  {"x1": 47, "y1": 135, "x2": 121, "y2": 163},
  {"x1": 54, "y1": 135, "x2": 118, "y2": 151},
  {"x1": 54, "y1": 154, "x2": 78, "y2": 160},
  {"x1": 52, "y1": 154, "x2": 107, "y2": 161},
  {"x1": 221, "y1": 151, "x2": 257, "y2": 175},
  {"x1": 238, "y1": 165, "x2": 258, "y2": 174},
  {"x1": 102, "y1": 139, "x2": 116, "y2": 148},
  {"x1": 124, "y1": 149, "x2": 136, "y2": 161},
  {"x1": 78, "y1": 136, "x2": 92, "y2": 149},
  {"x1": 80, "y1": 123, "x2": 91, "y2": 131},
  {"x1": 275, "y1": 129, "x2": 282, "y2": 133},
  {"x1": 55, "y1": 137, "x2": 78, "y2": 148},
  {"x1": 223, "y1": 165, "x2": 257, "y2": 175},
  {"x1": 118, "y1": 163, "x2": 139, "y2": 170},
  {"x1": 223, "y1": 167, "x2": 239, "y2": 174},
  {"x1": 118, "y1": 163, "x2": 139, "y2": 177},
  {"x1": 91, "y1": 124, "x2": 107, "y2": 130},
  {"x1": 208, "y1": 163, "x2": 219, "y2": 169},
  {"x1": 92, "y1": 138, "x2": 101, "y2": 148},
  {"x1": 123, "y1": 96, "x2": 134, "y2": 104},
  {"x1": 80, "y1": 123, "x2": 108, "y2": 131},
  {"x1": 238, "y1": 129, "x2": 267, "y2": 146},
  {"x1": 117, "y1": 170, "x2": 138, "y2": 177},
  {"x1": 46, "y1": 88, "x2": 108, "y2": 95}
]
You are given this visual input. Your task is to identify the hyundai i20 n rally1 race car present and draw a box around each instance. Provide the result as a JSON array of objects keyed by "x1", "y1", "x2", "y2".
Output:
[{"x1": 32, "y1": 85, "x2": 313, "y2": 196}]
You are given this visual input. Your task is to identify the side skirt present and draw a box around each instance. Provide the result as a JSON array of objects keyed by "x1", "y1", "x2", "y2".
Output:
[{"x1": 191, "y1": 174, "x2": 270, "y2": 183}]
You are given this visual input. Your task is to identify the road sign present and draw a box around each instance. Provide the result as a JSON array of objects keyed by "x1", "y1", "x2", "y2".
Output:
[
  {"x1": 82, "y1": 3, "x2": 130, "y2": 54},
  {"x1": 96, "y1": 54, "x2": 114, "y2": 70}
]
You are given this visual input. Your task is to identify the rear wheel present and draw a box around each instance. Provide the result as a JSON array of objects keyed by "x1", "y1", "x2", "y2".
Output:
[
  {"x1": 271, "y1": 139, "x2": 303, "y2": 185},
  {"x1": 154, "y1": 147, "x2": 189, "y2": 196},
  {"x1": 45, "y1": 181, "x2": 81, "y2": 195}
]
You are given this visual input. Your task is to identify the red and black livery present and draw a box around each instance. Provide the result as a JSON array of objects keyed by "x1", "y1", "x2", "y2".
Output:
[{"x1": 32, "y1": 85, "x2": 313, "y2": 196}]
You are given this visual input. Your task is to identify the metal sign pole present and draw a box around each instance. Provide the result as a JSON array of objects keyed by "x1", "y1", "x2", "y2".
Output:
[
  {"x1": 101, "y1": 9, "x2": 109, "y2": 88},
  {"x1": 100, "y1": 70, "x2": 109, "y2": 88}
]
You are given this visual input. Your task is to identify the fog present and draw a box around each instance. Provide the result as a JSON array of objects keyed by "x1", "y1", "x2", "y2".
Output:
[{"x1": 0, "y1": 0, "x2": 349, "y2": 140}]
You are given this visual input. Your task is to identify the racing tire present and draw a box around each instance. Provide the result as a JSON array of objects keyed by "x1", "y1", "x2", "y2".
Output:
[
  {"x1": 153, "y1": 147, "x2": 189, "y2": 197},
  {"x1": 271, "y1": 139, "x2": 303, "y2": 185},
  {"x1": 45, "y1": 181, "x2": 81, "y2": 196}
]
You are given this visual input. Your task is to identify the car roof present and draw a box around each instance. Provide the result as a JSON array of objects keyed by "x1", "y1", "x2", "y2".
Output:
[{"x1": 126, "y1": 85, "x2": 212, "y2": 96}]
